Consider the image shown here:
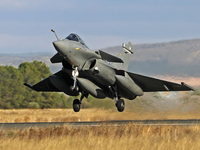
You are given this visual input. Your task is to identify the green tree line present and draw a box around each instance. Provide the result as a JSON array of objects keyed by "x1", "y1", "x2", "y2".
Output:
[{"x1": 0, "y1": 61, "x2": 74, "y2": 109}]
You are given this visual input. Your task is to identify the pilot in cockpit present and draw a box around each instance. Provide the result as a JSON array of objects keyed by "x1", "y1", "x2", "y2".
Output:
[
  {"x1": 66, "y1": 33, "x2": 89, "y2": 49},
  {"x1": 66, "y1": 34, "x2": 79, "y2": 42}
]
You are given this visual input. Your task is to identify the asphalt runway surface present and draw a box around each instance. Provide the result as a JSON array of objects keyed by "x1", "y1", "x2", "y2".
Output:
[{"x1": 1, "y1": 119, "x2": 200, "y2": 130}]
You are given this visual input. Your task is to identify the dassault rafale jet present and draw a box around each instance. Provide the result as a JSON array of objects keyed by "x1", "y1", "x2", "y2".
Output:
[{"x1": 24, "y1": 30, "x2": 194, "y2": 112}]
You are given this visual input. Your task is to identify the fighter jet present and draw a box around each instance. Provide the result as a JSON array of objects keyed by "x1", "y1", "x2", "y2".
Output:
[{"x1": 24, "y1": 30, "x2": 194, "y2": 112}]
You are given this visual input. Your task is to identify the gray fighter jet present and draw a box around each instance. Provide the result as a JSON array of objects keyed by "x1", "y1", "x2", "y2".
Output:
[{"x1": 24, "y1": 30, "x2": 194, "y2": 112}]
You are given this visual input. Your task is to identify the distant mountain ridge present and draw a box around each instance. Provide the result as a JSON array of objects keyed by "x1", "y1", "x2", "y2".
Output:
[
  {"x1": 103, "y1": 38, "x2": 200, "y2": 77},
  {"x1": 0, "y1": 38, "x2": 200, "y2": 77},
  {"x1": 0, "y1": 52, "x2": 53, "y2": 68},
  {"x1": 103, "y1": 38, "x2": 200, "y2": 65}
]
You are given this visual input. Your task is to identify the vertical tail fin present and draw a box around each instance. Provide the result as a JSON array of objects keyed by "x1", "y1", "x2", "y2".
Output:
[{"x1": 113, "y1": 42, "x2": 133, "y2": 70}]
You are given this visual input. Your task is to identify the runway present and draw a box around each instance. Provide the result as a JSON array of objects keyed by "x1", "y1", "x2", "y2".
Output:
[{"x1": 1, "y1": 119, "x2": 200, "y2": 130}]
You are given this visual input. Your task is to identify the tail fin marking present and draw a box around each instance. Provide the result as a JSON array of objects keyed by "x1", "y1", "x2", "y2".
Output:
[{"x1": 112, "y1": 42, "x2": 133, "y2": 71}]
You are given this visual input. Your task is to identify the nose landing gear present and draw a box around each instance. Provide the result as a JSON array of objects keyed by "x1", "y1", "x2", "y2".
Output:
[{"x1": 70, "y1": 67, "x2": 89, "y2": 112}]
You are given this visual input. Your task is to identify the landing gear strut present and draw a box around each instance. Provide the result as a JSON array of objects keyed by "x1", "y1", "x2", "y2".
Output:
[
  {"x1": 109, "y1": 85, "x2": 125, "y2": 112},
  {"x1": 70, "y1": 67, "x2": 79, "y2": 91}
]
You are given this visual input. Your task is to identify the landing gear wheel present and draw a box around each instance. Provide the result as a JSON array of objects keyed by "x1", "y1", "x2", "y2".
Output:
[
  {"x1": 73, "y1": 99, "x2": 81, "y2": 112},
  {"x1": 116, "y1": 99, "x2": 125, "y2": 112}
]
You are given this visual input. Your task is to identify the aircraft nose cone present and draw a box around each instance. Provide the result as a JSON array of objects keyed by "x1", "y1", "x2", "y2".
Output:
[{"x1": 52, "y1": 40, "x2": 70, "y2": 56}]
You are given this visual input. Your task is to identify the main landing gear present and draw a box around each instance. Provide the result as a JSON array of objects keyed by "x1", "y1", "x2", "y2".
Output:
[
  {"x1": 116, "y1": 99, "x2": 125, "y2": 112},
  {"x1": 109, "y1": 85, "x2": 125, "y2": 112},
  {"x1": 73, "y1": 99, "x2": 81, "y2": 112},
  {"x1": 72, "y1": 92, "x2": 87, "y2": 112}
]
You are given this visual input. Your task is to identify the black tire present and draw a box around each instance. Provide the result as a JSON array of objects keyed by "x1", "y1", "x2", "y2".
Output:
[
  {"x1": 116, "y1": 99, "x2": 125, "y2": 112},
  {"x1": 73, "y1": 99, "x2": 81, "y2": 112}
]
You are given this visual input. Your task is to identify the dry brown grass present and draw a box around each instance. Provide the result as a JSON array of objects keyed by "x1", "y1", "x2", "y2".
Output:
[
  {"x1": 0, "y1": 107, "x2": 200, "y2": 123},
  {"x1": 0, "y1": 109, "x2": 200, "y2": 149},
  {"x1": 0, "y1": 125, "x2": 200, "y2": 150}
]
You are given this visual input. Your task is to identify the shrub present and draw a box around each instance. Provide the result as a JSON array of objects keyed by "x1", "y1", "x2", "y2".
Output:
[{"x1": 28, "y1": 102, "x2": 40, "y2": 109}]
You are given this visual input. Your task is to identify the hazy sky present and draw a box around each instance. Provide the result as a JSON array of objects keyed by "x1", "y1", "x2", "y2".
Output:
[{"x1": 0, "y1": 0, "x2": 200, "y2": 53}]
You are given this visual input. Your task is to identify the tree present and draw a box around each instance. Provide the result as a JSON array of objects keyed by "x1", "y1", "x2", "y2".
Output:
[
  {"x1": 0, "y1": 66, "x2": 25, "y2": 108},
  {"x1": 0, "y1": 61, "x2": 80, "y2": 109},
  {"x1": 18, "y1": 62, "x2": 41, "y2": 85}
]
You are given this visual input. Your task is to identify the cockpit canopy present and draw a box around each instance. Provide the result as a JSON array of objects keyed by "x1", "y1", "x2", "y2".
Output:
[{"x1": 66, "y1": 33, "x2": 89, "y2": 49}]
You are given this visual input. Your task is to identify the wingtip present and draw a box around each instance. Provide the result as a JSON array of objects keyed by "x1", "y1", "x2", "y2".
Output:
[
  {"x1": 24, "y1": 83, "x2": 33, "y2": 89},
  {"x1": 181, "y1": 82, "x2": 195, "y2": 91}
]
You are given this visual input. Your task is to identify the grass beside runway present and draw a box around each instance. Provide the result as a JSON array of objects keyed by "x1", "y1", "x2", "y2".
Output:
[
  {"x1": 1, "y1": 107, "x2": 200, "y2": 123},
  {"x1": 0, "y1": 124, "x2": 200, "y2": 150},
  {"x1": 0, "y1": 108, "x2": 200, "y2": 149}
]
